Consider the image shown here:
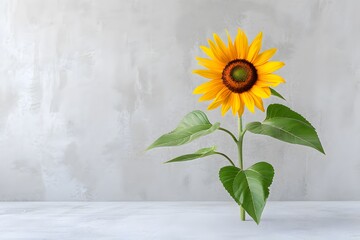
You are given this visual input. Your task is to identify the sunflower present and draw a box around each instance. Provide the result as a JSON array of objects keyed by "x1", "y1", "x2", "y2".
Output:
[{"x1": 193, "y1": 29, "x2": 285, "y2": 116}]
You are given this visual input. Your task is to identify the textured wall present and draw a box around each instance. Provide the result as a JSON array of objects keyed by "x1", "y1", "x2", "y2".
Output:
[{"x1": 0, "y1": 0, "x2": 359, "y2": 201}]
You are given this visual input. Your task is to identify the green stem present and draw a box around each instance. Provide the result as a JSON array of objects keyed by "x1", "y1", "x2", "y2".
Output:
[
  {"x1": 214, "y1": 152, "x2": 235, "y2": 166},
  {"x1": 237, "y1": 117, "x2": 244, "y2": 169},
  {"x1": 237, "y1": 116, "x2": 246, "y2": 221}
]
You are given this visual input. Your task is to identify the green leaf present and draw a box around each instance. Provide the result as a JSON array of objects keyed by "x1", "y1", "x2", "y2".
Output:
[
  {"x1": 147, "y1": 110, "x2": 220, "y2": 150},
  {"x1": 165, "y1": 146, "x2": 217, "y2": 163},
  {"x1": 246, "y1": 104, "x2": 325, "y2": 154},
  {"x1": 219, "y1": 166, "x2": 241, "y2": 204},
  {"x1": 270, "y1": 88, "x2": 285, "y2": 100},
  {"x1": 233, "y1": 162, "x2": 274, "y2": 224}
]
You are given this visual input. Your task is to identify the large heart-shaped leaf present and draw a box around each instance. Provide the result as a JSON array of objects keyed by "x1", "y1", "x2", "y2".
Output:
[
  {"x1": 219, "y1": 166, "x2": 241, "y2": 204},
  {"x1": 165, "y1": 146, "x2": 217, "y2": 163},
  {"x1": 147, "y1": 110, "x2": 220, "y2": 150},
  {"x1": 219, "y1": 162, "x2": 274, "y2": 224},
  {"x1": 246, "y1": 104, "x2": 325, "y2": 154},
  {"x1": 233, "y1": 162, "x2": 274, "y2": 224}
]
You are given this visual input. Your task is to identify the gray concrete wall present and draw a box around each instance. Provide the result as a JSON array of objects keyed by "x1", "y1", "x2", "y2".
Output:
[{"x1": 0, "y1": 0, "x2": 358, "y2": 201}]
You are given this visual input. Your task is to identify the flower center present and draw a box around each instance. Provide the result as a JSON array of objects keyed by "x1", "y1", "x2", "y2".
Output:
[
  {"x1": 222, "y1": 59, "x2": 258, "y2": 93},
  {"x1": 231, "y1": 67, "x2": 248, "y2": 82}
]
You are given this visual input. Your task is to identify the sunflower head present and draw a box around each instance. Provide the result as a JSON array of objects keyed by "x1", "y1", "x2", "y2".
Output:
[{"x1": 193, "y1": 29, "x2": 285, "y2": 116}]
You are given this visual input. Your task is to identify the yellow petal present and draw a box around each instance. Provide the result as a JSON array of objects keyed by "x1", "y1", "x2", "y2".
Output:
[
  {"x1": 207, "y1": 99, "x2": 222, "y2": 110},
  {"x1": 192, "y1": 69, "x2": 222, "y2": 79},
  {"x1": 256, "y1": 80, "x2": 280, "y2": 87},
  {"x1": 235, "y1": 28, "x2": 248, "y2": 59},
  {"x1": 241, "y1": 92, "x2": 255, "y2": 113},
  {"x1": 246, "y1": 32, "x2": 263, "y2": 63},
  {"x1": 259, "y1": 73, "x2": 286, "y2": 83},
  {"x1": 193, "y1": 79, "x2": 223, "y2": 94},
  {"x1": 257, "y1": 74, "x2": 286, "y2": 87},
  {"x1": 255, "y1": 74, "x2": 285, "y2": 87},
  {"x1": 221, "y1": 94, "x2": 232, "y2": 116},
  {"x1": 209, "y1": 87, "x2": 231, "y2": 110},
  {"x1": 253, "y1": 48, "x2": 277, "y2": 66},
  {"x1": 199, "y1": 85, "x2": 224, "y2": 101},
  {"x1": 257, "y1": 61, "x2": 285, "y2": 74},
  {"x1": 250, "y1": 85, "x2": 271, "y2": 98},
  {"x1": 195, "y1": 57, "x2": 224, "y2": 72},
  {"x1": 255, "y1": 80, "x2": 272, "y2": 87},
  {"x1": 226, "y1": 30, "x2": 237, "y2": 60},
  {"x1": 208, "y1": 39, "x2": 228, "y2": 64},
  {"x1": 213, "y1": 87, "x2": 231, "y2": 103},
  {"x1": 200, "y1": 46, "x2": 216, "y2": 60},
  {"x1": 249, "y1": 92, "x2": 265, "y2": 111},
  {"x1": 213, "y1": 33, "x2": 231, "y2": 62},
  {"x1": 231, "y1": 93, "x2": 240, "y2": 115}
]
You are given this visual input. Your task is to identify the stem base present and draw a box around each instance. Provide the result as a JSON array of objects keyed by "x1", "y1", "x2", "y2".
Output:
[{"x1": 240, "y1": 206, "x2": 245, "y2": 221}]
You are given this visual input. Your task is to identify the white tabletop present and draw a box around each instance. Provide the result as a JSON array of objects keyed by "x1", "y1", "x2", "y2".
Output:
[{"x1": 0, "y1": 201, "x2": 359, "y2": 239}]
